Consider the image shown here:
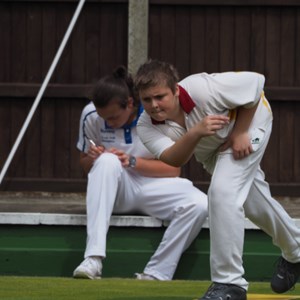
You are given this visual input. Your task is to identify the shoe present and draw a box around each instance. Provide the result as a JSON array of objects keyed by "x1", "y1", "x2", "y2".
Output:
[
  {"x1": 73, "y1": 257, "x2": 102, "y2": 279},
  {"x1": 198, "y1": 282, "x2": 247, "y2": 300},
  {"x1": 271, "y1": 256, "x2": 300, "y2": 293},
  {"x1": 135, "y1": 273, "x2": 157, "y2": 280}
]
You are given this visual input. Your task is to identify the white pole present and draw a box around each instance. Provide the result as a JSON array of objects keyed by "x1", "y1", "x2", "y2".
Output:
[{"x1": 0, "y1": 0, "x2": 86, "y2": 185}]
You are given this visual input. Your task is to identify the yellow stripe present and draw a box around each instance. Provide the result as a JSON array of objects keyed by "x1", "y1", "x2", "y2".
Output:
[
  {"x1": 261, "y1": 91, "x2": 272, "y2": 113},
  {"x1": 193, "y1": 296, "x2": 300, "y2": 300},
  {"x1": 248, "y1": 294, "x2": 300, "y2": 299},
  {"x1": 228, "y1": 108, "x2": 237, "y2": 120}
]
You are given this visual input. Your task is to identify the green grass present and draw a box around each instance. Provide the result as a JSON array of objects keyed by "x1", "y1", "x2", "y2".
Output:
[{"x1": 0, "y1": 277, "x2": 300, "y2": 300}]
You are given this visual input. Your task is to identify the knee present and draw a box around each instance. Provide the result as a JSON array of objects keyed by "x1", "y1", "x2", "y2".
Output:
[
  {"x1": 186, "y1": 192, "x2": 208, "y2": 219},
  {"x1": 208, "y1": 182, "x2": 232, "y2": 208},
  {"x1": 91, "y1": 153, "x2": 121, "y2": 172}
]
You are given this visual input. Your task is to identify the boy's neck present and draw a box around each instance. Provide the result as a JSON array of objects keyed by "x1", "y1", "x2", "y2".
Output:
[{"x1": 169, "y1": 98, "x2": 186, "y2": 128}]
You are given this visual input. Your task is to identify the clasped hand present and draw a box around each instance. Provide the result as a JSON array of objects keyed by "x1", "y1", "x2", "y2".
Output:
[
  {"x1": 88, "y1": 145, "x2": 131, "y2": 167},
  {"x1": 195, "y1": 115, "x2": 253, "y2": 160}
]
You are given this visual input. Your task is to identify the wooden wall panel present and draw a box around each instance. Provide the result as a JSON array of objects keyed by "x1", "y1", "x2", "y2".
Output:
[
  {"x1": 40, "y1": 100, "x2": 56, "y2": 178},
  {"x1": 0, "y1": 3, "x2": 11, "y2": 82},
  {"x1": 0, "y1": 0, "x2": 299, "y2": 196}
]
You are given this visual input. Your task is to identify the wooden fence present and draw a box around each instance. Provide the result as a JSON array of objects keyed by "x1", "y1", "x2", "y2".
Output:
[{"x1": 0, "y1": 0, "x2": 300, "y2": 196}]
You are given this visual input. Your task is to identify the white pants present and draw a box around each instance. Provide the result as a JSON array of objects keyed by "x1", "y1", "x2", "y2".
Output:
[
  {"x1": 84, "y1": 153, "x2": 208, "y2": 280},
  {"x1": 209, "y1": 123, "x2": 300, "y2": 289}
]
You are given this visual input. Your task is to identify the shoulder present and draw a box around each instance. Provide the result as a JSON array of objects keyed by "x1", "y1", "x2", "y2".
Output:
[
  {"x1": 80, "y1": 102, "x2": 98, "y2": 121},
  {"x1": 137, "y1": 110, "x2": 152, "y2": 126},
  {"x1": 82, "y1": 101, "x2": 96, "y2": 115}
]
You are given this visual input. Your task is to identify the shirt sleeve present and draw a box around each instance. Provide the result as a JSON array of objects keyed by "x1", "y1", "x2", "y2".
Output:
[
  {"x1": 211, "y1": 71, "x2": 265, "y2": 109},
  {"x1": 180, "y1": 71, "x2": 265, "y2": 112},
  {"x1": 76, "y1": 103, "x2": 97, "y2": 153},
  {"x1": 137, "y1": 112, "x2": 176, "y2": 159}
]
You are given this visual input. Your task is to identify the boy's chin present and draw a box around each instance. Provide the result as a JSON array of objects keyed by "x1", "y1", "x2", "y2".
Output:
[{"x1": 151, "y1": 113, "x2": 166, "y2": 122}]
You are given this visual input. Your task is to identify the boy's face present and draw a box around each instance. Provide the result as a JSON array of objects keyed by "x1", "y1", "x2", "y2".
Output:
[{"x1": 139, "y1": 84, "x2": 179, "y2": 122}]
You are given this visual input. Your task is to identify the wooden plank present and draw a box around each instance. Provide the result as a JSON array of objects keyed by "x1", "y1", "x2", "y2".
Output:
[
  {"x1": 160, "y1": 6, "x2": 176, "y2": 64},
  {"x1": 295, "y1": 103, "x2": 300, "y2": 181},
  {"x1": 85, "y1": 3, "x2": 100, "y2": 82},
  {"x1": 114, "y1": 4, "x2": 128, "y2": 67},
  {"x1": 3, "y1": 0, "x2": 300, "y2": 6},
  {"x1": 55, "y1": 2, "x2": 73, "y2": 83},
  {"x1": 262, "y1": 102, "x2": 280, "y2": 182},
  {"x1": 235, "y1": 7, "x2": 251, "y2": 70},
  {"x1": 69, "y1": 99, "x2": 87, "y2": 178},
  {"x1": 265, "y1": 7, "x2": 280, "y2": 85},
  {"x1": 190, "y1": 8, "x2": 205, "y2": 73},
  {"x1": 70, "y1": 0, "x2": 86, "y2": 83},
  {"x1": 0, "y1": 102, "x2": 11, "y2": 171},
  {"x1": 149, "y1": 0, "x2": 300, "y2": 5},
  {"x1": 251, "y1": 6, "x2": 266, "y2": 73},
  {"x1": 279, "y1": 102, "x2": 294, "y2": 182},
  {"x1": 205, "y1": 7, "x2": 220, "y2": 73},
  {"x1": 54, "y1": 99, "x2": 71, "y2": 178},
  {"x1": 265, "y1": 86, "x2": 300, "y2": 100},
  {"x1": 0, "y1": 3, "x2": 11, "y2": 82},
  {"x1": 9, "y1": 99, "x2": 28, "y2": 177},
  {"x1": 181, "y1": 156, "x2": 211, "y2": 189},
  {"x1": 1, "y1": 178, "x2": 300, "y2": 196},
  {"x1": 3, "y1": 0, "x2": 300, "y2": 5},
  {"x1": 26, "y1": 3, "x2": 42, "y2": 83},
  {"x1": 3, "y1": 0, "x2": 128, "y2": 3},
  {"x1": 1, "y1": 84, "x2": 300, "y2": 101},
  {"x1": 11, "y1": 2, "x2": 27, "y2": 82},
  {"x1": 0, "y1": 178, "x2": 87, "y2": 193},
  {"x1": 42, "y1": 2, "x2": 57, "y2": 81},
  {"x1": 280, "y1": 8, "x2": 295, "y2": 86},
  {"x1": 148, "y1": 6, "x2": 161, "y2": 59},
  {"x1": 295, "y1": 8, "x2": 300, "y2": 86},
  {"x1": 219, "y1": 7, "x2": 234, "y2": 72},
  {"x1": 24, "y1": 105, "x2": 41, "y2": 177},
  {"x1": 40, "y1": 99, "x2": 56, "y2": 178},
  {"x1": 175, "y1": 6, "x2": 190, "y2": 77},
  {"x1": 24, "y1": 4, "x2": 43, "y2": 178},
  {"x1": 0, "y1": 83, "x2": 93, "y2": 98},
  {"x1": 99, "y1": 4, "x2": 120, "y2": 75}
]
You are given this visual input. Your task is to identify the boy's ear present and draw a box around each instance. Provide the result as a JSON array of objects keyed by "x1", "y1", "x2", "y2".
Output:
[
  {"x1": 127, "y1": 97, "x2": 134, "y2": 108},
  {"x1": 175, "y1": 84, "x2": 180, "y2": 96}
]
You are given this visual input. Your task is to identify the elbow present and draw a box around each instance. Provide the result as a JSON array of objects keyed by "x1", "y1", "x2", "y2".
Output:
[
  {"x1": 173, "y1": 167, "x2": 181, "y2": 177},
  {"x1": 171, "y1": 161, "x2": 184, "y2": 168},
  {"x1": 160, "y1": 155, "x2": 185, "y2": 168}
]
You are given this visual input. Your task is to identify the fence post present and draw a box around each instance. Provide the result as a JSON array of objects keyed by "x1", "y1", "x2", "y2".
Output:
[{"x1": 128, "y1": 0, "x2": 149, "y2": 75}]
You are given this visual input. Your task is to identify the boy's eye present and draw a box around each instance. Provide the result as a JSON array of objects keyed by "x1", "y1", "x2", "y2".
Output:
[
  {"x1": 155, "y1": 95, "x2": 164, "y2": 100},
  {"x1": 142, "y1": 97, "x2": 151, "y2": 103}
]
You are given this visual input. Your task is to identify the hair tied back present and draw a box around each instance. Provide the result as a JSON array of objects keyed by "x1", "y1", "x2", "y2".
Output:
[{"x1": 113, "y1": 65, "x2": 127, "y2": 80}]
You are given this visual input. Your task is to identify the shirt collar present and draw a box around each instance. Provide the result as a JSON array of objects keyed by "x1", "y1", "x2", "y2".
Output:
[{"x1": 150, "y1": 85, "x2": 196, "y2": 125}]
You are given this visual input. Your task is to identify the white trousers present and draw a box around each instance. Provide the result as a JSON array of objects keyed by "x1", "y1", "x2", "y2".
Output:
[
  {"x1": 84, "y1": 153, "x2": 208, "y2": 280},
  {"x1": 209, "y1": 123, "x2": 300, "y2": 289}
]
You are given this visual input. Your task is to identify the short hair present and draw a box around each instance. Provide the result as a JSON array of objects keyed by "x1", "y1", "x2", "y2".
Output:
[
  {"x1": 92, "y1": 66, "x2": 138, "y2": 109},
  {"x1": 134, "y1": 59, "x2": 179, "y2": 94}
]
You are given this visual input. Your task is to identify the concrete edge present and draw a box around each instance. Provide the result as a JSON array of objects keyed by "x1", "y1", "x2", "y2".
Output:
[{"x1": 1, "y1": 212, "x2": 297, "y2": 230}]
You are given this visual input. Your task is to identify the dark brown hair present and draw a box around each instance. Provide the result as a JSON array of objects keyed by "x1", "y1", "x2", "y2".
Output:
[
  {"x1": 92, "y1": 66, "x2": 138, "y2": 109},
  {"x1": 134, "y1": 59, "x2": 179, "y2": 93}
]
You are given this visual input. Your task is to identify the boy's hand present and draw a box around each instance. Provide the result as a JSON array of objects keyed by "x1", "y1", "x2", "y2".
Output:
[
  {"x1": 220, "y1": 131, "x2": 253, "y2": 160},
  {"x1": 108, "y1": 148, "x2": 131, "y2": 168},
  {"x1": 88, "y1": 144, "x2": 105, "y2": 160},
  {"x1": 195, "y1": 115, "x2": 229, "y2": 137}
]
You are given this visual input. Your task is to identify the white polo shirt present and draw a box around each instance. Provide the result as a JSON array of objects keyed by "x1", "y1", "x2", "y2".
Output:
[
  {"x1": 77, "y1": 102, "x2": 154, "y2": 159},
  {"x1": 137, "y1": 71, "x2": 273, "y2": 173}
]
